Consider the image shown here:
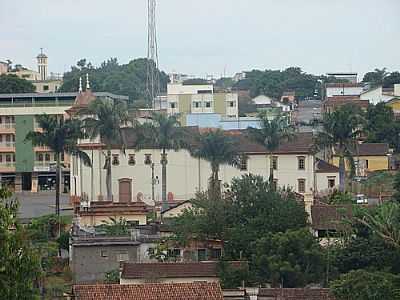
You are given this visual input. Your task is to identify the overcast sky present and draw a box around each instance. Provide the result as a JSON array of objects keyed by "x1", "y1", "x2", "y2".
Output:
[{"x1": 1, "y1": 0, "x2": 399, "y2": 78}]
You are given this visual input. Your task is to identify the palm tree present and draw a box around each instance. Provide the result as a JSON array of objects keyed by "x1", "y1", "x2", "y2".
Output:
[
  {"x1": 247, "y1": 112, "x2": 294, "y2": 186},
  {"x1": 137, "y1": 113, "x2": 185, "y2": 211},
  {"x1": 190, "y1": 129, "x2": 240, "y2": 199},
  {"x1": 25, "y1": 114, "x2": 91, "y2": 220},
  {"x1": 82, "y1": 98, "x2": 130, "y2": 201},
  {"x1": 314, "y1": 104, "x2": 363, "y2": 192}
]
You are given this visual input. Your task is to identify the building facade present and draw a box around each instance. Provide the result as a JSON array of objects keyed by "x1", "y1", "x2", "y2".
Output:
[
  {"x1": 166, "y1": 83, "x2": 238, "y2": 125},
  {"x1": 325, "y1": 83, "x2": 364, "y2": 98},
  {"x1": 71, "y1": 130, "x2": 337, "y2": 205},
  {"x1": 0, "y1": 91, "x2": 128, "y2": 192}
]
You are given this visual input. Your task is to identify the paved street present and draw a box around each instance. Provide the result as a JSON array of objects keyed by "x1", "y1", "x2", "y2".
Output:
[{"x1": 16, "y1": 192, "x2": 72, "y2": 220}]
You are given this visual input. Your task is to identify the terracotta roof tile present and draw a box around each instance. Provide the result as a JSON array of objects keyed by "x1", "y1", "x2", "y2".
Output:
[
  {"x1": 259, "y1": 288, "x2": 335, "y2": 299},
  {"x1": 356, "y1": 143, "x2": 389, "y2": 156},
  {"x1": 121, "y1": 261, "x2": 245, "y2": 279},
  {"x1": 316, "y1": 159, "x2": 339, "y2": 173},
  {"x1": 311, "y1": 205, "x2": 352, "y2": 231},
  {"x1": 72, "y1": 282, "x2": 224, "y2": 300}
]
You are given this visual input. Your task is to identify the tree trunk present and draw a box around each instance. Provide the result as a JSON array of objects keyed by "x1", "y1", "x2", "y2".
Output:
[
  {"x1": 339, "y1": 155, "x2": 345, "y2": 192},
  {"x1": 161, "y1": 149, "x2": 168, "y2": 211},
  {"x1": 105, "y1": 149, "x2": 112, "y2": 201},
  {"x1": 269, "y1": 152, "x2": 274, "y2": 188},
  {"x1": 209, "y1": 164, "x2": 221, "y2": 199},
  {"x1": 55, "y1": 151, "x2": 61, "y2": 257}
]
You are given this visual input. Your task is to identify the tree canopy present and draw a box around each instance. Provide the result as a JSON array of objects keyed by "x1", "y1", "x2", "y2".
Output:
[
  {"x1": 362, "y1": 68, "x2": 400, "y2": 88},
  {"x1": 59, "y1": 58, "x2": 169, "y2": 104},
  {"x1": 0, "y1": 74, "x2": 36, "y2": 93}
]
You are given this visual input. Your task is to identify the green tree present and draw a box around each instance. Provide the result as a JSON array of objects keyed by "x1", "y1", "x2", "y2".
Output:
[
  {"x1": 60, "y1": 58, "x2": 169, "y2": 104},
  {"x1": 137, "y1": 113, "x2": 186, "y2": 210},
  {"x1": 393, "y1": 171, "x2": 400, "y2": 203},
  {"x1": 330, "y1": 270, "x2": 400, "y2": 300},
  {"x1": 189, "y1": 130, "x2": 240, "y2": 199},
  {"x1": 365, "y1": 103, "x2": 400, "y2": 151},
  {"x1": 253, "y1": 228, "x2": 325, "y2": 287},
  {"x1": 0, "y1": 188, "x2": 41, "y2": 299},
  {"x1": 355, "y1": 202, "x2": 400, "y2": 249},
  {"x1": 383, "y1": 71, "x2": 400, "y2": 87},
  {"x1": 314, "y1": 104, "x2": 363, "y2": 192},
  {"x1": 99, "y1": 217, "x2": 129, "y2": 236},
  {"x1": 362, "y1": 68, "x2": 389, "y2": 87},
  {"x1": 248, "y1": 113, "x2": 294, "y2": 185},
  {"x1": 82, "y1": 98, "x2": 130, "y2": 200},
  {"x1": 26, "y1": 115, "x2": 91, "y2": 225},
  {"x1": 0, "y1": 74, "x2": 36, "y2": 93}
]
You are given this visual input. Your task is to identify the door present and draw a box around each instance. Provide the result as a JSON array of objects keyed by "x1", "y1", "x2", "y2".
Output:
[{"x1": 119, "y1": 178, "x2": 132, "y2": 203}]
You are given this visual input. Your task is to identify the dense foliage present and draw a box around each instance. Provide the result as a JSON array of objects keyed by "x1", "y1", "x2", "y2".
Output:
[
  {"x1": 171, "y1": 175, "x2": 314, "y2": 287},
  {"x1": 0, "y1": 74, "x2": 36, "y2": 93},
  {"x1": 362, "y1": 68, "x2": 400, "y2": 88},
  {"x1": 59, "y1": 58, "x2": 169, "y2": 104},
  {"x1": 0, "y1": 188, "x2": 41, "y2": 299}
]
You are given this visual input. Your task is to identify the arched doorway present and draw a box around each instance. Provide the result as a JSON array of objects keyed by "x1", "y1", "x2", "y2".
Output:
[{"x1": 119, "y1": 178, "x2": 132, "y2": 203}]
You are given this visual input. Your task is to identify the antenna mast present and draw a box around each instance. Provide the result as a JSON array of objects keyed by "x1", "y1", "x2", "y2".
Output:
[{"x1": 146, "y1": 0, "x2": 160, "y2": 109}]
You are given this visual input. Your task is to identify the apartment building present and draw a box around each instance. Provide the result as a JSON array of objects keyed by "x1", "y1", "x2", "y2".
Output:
[
  {"x1": 0, "y1": 91, "x2": 128, "y2": 192},
  {"x1": 166, "y1": 83, "x2": 238, "y2": 125}
]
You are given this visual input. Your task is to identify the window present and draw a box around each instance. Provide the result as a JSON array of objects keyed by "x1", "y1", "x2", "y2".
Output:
[
  {"x1": 272, "y1": 156, "x2": 278, "y2": 170},
  {"x1": 229, "y1": 101, "x2": 235, "y2": 107},
  {"x1": 43, "y1": 85, "x2": 49, "y2": 91},
  {"x1": 37, "y1": 153, "x2": 44, "y2": 161},
  {"x1": 328, "y1": 178, "x2": 336, "y2": 189},
  {"x1": 298, "y1": 156, "x2": 305, "y2": 170},
  {"x1": 148, "y1": 248, "x2": 155, "y2": 256},
  {"x1": 5, "y1": 135, "x2": 10, "y2": 142},
  {"x1": 0, "y1": 135, "x2": 2, "y2": 143},
  {"x1": 365, "y1": 160, "x2": 369, "y2": 169},
  {"x1": 170, "y1": 102, "x2": 176, "y2": 109},
  {"x1": 112, "y1": 154, "x2": 119, "y2": 166},
  {"x1": 144, "y1": 154, "x2": 152, "y2": 165},
  {"x1": 168, "y1": 248, "x2": 181, "y2": 258},
  {"x1": 45, "y1": 153, "x2": 51, "y2": 161},
  {"x1": 298, "y1": 179, "x2": 306, "y2": 193},
  {"x1": 0, "y1": 155, "x2": 2, "y2": 163},
  {"x1": 128, "y1": 154, "x2": 136, "y2": 166},
  {"x1": 117, "y1": 251, "x2": 129, "y2": 262},
  {"x1": 205, "y1": 101, "x2": 211, "y2": 108},
  {"x1": 12, "y1": 154, "x2": 15, "y2": 162},
  {"x1": 197, "y1": 249, "x2": 207, "y2": 261},
  {"x1": 210, "y1": 248, "x2": 222, "y2": 260},
  {"x1": 100, "y1": 250, "x2": 108, "y2": 258},
  {"x1": 61, "y1": 152, "x2": 64, "y2": 161},
  {"x1": 5, "y1": 116, "x2": 10, "y2": 124},
  {"x1": 239, "y1": 155, "x2": 248, "y2": 171},
  {"x1": 6, "y1": 154, "x2": 11, "y2": 162}
]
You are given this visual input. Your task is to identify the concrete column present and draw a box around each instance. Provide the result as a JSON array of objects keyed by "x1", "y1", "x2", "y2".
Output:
[
  {"x1": 31, "y1": 172, "x2": 38, "y2": 192},
  {"x1": 14, "y1": 173, "x2": 22, "y2": 192}
]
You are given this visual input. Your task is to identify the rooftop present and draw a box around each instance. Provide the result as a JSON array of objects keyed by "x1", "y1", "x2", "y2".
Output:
[
  {"x1": 77, "y1": 201, "x2": 150, "y2": 217},
  {"x1": 333, "y1": 143, "x2": 389, "y2": 156},
  {"x1": 121, "y1": 261, "x2": 244, "y2": 279},
  {"x1": 72, "y1": 282, "x2": 224, "y2": 300},
  {"x1": 316, "y1": 159, "x2": 339, "y2": 173},
  {"x1": 259, "y1": 288, "x2": 335, "y2": 300},
  {"x1": 311, "y1": 204, "x2": 352, "y2": 231}
]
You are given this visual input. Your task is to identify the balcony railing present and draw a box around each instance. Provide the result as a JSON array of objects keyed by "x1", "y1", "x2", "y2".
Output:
[
  {"x1": 0, "y1": 123, "x2": 16, "y2": 129},
  {"x1": 0, "y1": 142, "x2": 15, "y2": 149},
  {"x1": 0, "y1": 162, "x2": 16, "y2": 168}
]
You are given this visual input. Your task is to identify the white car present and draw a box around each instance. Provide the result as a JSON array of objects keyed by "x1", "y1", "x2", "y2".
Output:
[{"x1": 355, "y1": 194, "x2": 368, "y2": 204}]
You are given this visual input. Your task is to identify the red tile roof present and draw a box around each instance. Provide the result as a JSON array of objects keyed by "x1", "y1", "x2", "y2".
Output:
[
  {"x1": 72, "y1": 282, "x2": 224, "y2": 300},
  {"x1": 316, "y1": 159, "x2": 339, "y2": 173},
  {"x1": 121, "y1": 261, "x2": 245, "y2": 280},
  {"x1": 259, "y1": 288, "x2": 335, "y2": 299},
  {"x1": 356, "y1": 143, "x2": 389, "y2": 156},
  {"x1": 311, "y1": 204, "x2": 352, "y2": 231}
]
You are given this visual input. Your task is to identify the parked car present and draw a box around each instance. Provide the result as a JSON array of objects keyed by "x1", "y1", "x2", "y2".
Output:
[{"x1": 355, "y1": 194, "x2": 368, "y2": 204}]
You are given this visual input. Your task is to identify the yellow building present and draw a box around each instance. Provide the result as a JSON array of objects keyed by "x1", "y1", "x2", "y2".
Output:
[{"x1": 331, "y1": 143, "x2": 390, "y2": 176}]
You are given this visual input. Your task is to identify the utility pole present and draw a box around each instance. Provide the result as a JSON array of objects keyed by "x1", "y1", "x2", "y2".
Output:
[
  {"x1": 146, "y1": 0, "x2": 160, "y2": 109},
  {"x1": 151, "y1": 162, "x2": 155, "y2": 203}
]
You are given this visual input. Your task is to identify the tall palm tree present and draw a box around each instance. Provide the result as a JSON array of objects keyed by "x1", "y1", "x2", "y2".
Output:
[
  {"x1": 26, "y1": 114, "x2": 91, "y2": 218},
  {"x1": 190, "y1": 129, "x2": 240, "y2": 199},
  {"x1": 247, "y1": 112, "x2": 294, "y2": 186},
  {"x1": 82, "y1": 98, "x2": 130, "y2": 201},
  {"x1": 137, "y1": 113, "x2": 185, "y2": 211},
  {"x1": 314, "y1": 104, "x2": 363, "y2": 192}
]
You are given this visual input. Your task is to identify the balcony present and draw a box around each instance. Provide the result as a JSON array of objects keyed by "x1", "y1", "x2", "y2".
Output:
[
  {"x1": 0, "y1": 123, "x2": 16, "y2": 133},
  {"x1": 0, "y1": 142, "x2": 15, "y2": 152},
  {"x1": 0, "y1": 162, "x2": 16, "y2": 172}
]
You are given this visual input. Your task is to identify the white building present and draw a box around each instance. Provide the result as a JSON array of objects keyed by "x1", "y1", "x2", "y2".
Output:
[
  {"x1": 360, "y1": 84, "x2": 400, "y2": 105},
  {"x1": 325, "y1": 83, "x2": 364, "y2": 98},
  {"x1": 70, "y1": 129, "x2": 338, "y2": 206}
]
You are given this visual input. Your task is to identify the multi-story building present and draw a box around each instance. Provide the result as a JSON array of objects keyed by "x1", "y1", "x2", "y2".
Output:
[
  {"x1": 6, "y1": 50, "x2": 62, "y2": 93},
  {"x1": 167, "y1": 83, "x2": 239, "y2": 125},
  {"x1": 325, "y1": 82, "x2": 364, "y2": 99},
  {"x1": 0, "y1": 91, "x2": 128, "y2": 192}
]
